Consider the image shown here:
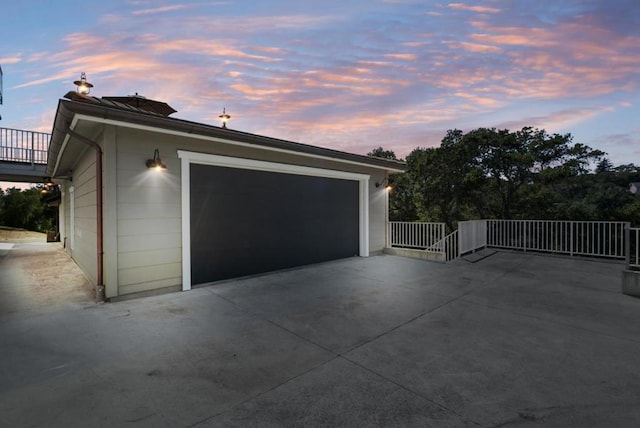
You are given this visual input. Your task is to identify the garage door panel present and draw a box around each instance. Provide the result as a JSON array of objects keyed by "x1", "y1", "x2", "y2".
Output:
[{"x1": 190, "y1": 163, "x2": 359, "y2": 285}]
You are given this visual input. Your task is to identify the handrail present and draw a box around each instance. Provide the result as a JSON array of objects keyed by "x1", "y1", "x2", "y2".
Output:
[{"x1": 426, "y1": 230, "x2": 459, "y2": 262}]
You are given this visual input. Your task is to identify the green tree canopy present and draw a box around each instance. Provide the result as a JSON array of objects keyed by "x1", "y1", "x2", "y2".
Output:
[
  {"x1": 370, "y1": 126, "x2": 638, "y2": 226},
  {"x1": 0, "y1": 186, "x2": 55, "y2": 232}
]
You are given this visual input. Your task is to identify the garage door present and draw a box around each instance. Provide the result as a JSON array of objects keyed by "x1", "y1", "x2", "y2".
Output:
[{"x1": 190, "y1": 163, "x2": 360, "y2": 285}]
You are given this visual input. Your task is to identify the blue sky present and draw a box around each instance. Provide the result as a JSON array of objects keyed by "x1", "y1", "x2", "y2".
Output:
[{"x1": 1, "y1": 0, "x2": 639, "y2": 167}]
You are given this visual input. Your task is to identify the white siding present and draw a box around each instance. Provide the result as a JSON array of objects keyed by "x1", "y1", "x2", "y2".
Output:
[
  {"x1": 115, "y1": 129, "x2": 181, "y2": 295},
  {"x1": 69, "y1": 148, "x2": 98, "y2": 285},
  {"x1": 369, "y1": 171, "x2": 389, "y2": 253}
]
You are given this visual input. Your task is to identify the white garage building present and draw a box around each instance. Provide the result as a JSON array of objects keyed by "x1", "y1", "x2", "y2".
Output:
[{"x1": 47, "y1": 92, "x2": 406, "y2": 300}]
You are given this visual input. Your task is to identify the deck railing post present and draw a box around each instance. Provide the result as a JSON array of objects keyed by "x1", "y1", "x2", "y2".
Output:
[
  {"x1": 30, "y1": 132, "x2": 34, "y2": 167},
  {"x1": 625, "y1": 223, "x2": 631, "y2": 268},
  {"x1": 570, "y1": 221, "x2": 574, "y2": 256}
]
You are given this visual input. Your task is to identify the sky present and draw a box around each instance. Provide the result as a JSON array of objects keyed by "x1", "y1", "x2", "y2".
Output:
[{"x1": 0, "y1": 0, "x2": 639, "y2": 172}]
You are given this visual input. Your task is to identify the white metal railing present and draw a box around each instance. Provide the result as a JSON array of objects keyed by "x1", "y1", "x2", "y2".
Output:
[
  {"x1": 487, "y1": 220, "x2": 628, "y2": 259},
  {"x1": 627, "y1": 227, "x2": 640, "y2": 269},
  {"x1": 0, "y1": 127, "x2": 50, "y2": 165},
  {"x1": 388, "y1": 221, "x2": 445, "y2": 249},
  {"x1": 426, "y1": 230, "x2": 459, "y2": 262},
  {"x1": 459, "y1": 220, "x2": 487, "y2": 254}
]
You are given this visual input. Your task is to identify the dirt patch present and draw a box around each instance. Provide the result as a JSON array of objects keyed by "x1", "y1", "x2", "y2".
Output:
[
  {"x1": 0, "y1": 227, "x2": 46, "y2": 243},
  {"x1": 0, "y1": 240, "x2": 96, "y2": 316}
]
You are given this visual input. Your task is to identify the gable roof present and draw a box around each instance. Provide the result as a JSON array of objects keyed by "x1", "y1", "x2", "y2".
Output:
[{"x1": 48, "y1": 94, "x2": 407, "y2": 177}]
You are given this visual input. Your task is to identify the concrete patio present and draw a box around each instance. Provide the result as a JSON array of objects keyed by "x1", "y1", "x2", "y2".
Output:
[{"x1": 1, "y1": 243, "x2": 640, "y2": 427}]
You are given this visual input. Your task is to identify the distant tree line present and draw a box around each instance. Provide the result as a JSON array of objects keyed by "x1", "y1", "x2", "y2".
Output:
[
  {"x1": 0, "y1": 186, "x2": 56, "y2": 232},
  {"x1": 369, "y1": 127, "x2": 640, "y2": 230}
]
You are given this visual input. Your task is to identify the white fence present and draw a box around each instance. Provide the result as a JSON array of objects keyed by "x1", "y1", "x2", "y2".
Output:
[
  {"x1": 459, "y1": 220, "x2": 487, "y2": 254},
  {"x1": 388, "y1": 219, "x2": 631, "y2": 263},
  {"x1": 487, "y1": 220, "x2": 628, "y2": 259},
  {"x1": 388, "y1": 221, "x2": 445, "y2": 249},
  {"x1": 628, "y1": 227, "x2": 640, "y2": 269}
]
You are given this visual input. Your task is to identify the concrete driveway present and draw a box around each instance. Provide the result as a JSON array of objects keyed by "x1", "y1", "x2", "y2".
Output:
[{"x1": 1, "y1": 248, "x2": 640, "y2": 427}]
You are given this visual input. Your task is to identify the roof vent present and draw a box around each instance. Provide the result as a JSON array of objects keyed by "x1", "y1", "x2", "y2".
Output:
[{"x1": 102, "y1": 94, "x2": 177, "y2": 116}]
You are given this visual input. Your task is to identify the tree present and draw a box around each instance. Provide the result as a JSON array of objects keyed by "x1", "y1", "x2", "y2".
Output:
[
  {"x1": 595, "y1": 158, "x2": 614, "y2": 174},
  {"x1": 406, "y1": 130, "x2": 488, "y2": 230},
  {"x1": 367, "y1": 147, "x2": 397, "y2": 160},
  {"x1": 367, "y1": 147, "x2": 417, "y2": 221},
  {"x1": 367, "y1": 128, "x2": 635, "y2": 226},
  {"x1": 467, "y1": 127, "x2": 603, "y2": 219},
  {"x1": 0, "y1": 187, "x2": 55, "y2": 232}
]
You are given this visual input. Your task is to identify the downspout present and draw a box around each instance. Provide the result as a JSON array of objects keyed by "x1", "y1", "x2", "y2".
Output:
[{"x1": 66, "y1": 129, "x2": 105, "y2": 302}]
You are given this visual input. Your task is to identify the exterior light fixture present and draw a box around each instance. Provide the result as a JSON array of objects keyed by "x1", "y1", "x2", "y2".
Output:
[
  {"x1": 146, "y1": 148, "x2": 167, "y2": 170},
  {"x1": 73, "y1": 72, "x2": 93, "y2": 95},
  {"x1": 40, "y1": 179, "x2": 58, "y2": 194},
  {"x1": 219, "y1": 107, "x2": 231, "y2": 129},
  {"x1": 375, "y1": 177, "x2": 392, "y2": 190},
  {"x1": 631, "y1": 182, "x2": 640, "y2": 195}
]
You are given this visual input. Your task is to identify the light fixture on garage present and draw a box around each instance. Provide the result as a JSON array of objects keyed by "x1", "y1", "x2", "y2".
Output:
[
  {"x1": 73, "y1": 72, "x2": 93, "y2": 95},
  {"x1": 219, "y1": 107, "x2": 231, "y2": 129},
  {"x1": 375, "y1": 177, "x2": 392, "y2": 190},
  {"x1": 146, "y1": 148, "x2": 167, "y2": 170}
]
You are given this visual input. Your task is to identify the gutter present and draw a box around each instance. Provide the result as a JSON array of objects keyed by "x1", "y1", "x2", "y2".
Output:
[{"x1": 65, "y1": 129, "x2": 106, "y2": 302}]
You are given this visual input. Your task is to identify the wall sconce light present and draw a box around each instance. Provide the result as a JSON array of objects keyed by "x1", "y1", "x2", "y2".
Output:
[
  {"x1": 219, "y1": 107, "x2": 231, "y2": 129},
  {"x1": 146, "y1": 148, "x2": 167, "y2": 170},
  {"x1": 73, "y1": 72, "x2": 94, "y2": 95},
  {"x1": 375, "y1": 177, "x2": 393, "y2": 190},
  {"x1": 40, "y1": 178, "x2": 58, "y2": 194}
]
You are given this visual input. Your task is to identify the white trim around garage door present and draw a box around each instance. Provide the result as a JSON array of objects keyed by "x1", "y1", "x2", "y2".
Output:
[{"x1": 177, "y1": 150, "x2": 370, "y2": 291}]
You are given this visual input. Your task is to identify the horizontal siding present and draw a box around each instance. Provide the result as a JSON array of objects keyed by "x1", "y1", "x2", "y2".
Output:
[
  {"x1": 70, "y1": 149, "x2": 98, "y2": 286},
  {"x1": 117, "y1": 185, "x2": 180, "y2": 205},
  {"x1": 118, "y1": 232, "x2": 181, "y2": 253},
  {"x1": 115, "y1": 168, "x2": 180, "y2": 188},
  {"x1": 117, "y1": 247, "x2": 182, "y2": 270},
  {"x1": 118, "y1": 218, "x2": 180, "y2": 236},
  {"x1": 119, "y1": 262, "x2": 182, "y2": 286},
  {"x1": 118, "y1": 277, "x2": 182, "y2": 295},
  {"x1": 117, "y1": 203, "x2": 181, "y2": 220},
  {"x1": 115, "y1": 131, "x2": 184, "y2": 296}
]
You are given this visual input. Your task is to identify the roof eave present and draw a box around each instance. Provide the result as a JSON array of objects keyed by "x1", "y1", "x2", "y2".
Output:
[{"x1": 50, "y1": 98, "x2": 408, "y2": 173}]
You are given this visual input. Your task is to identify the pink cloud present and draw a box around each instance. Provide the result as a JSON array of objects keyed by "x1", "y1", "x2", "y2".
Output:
[
  {"x1": 0, "y1": 55, "x2": 22, "y2": 64},
  {"x1": 448, "y1": 3, "x2": 500, "y2": 13},
  {"x1": 450, "y1": 41, "x2": 502, "y2": 54},
  {"x1": 152, "y1": 39, "x2": 282, "y2": 62},
  {"x1": 384, "y1": 53, "x2": 418, "y2": 61},
  {"x1": 132, "y1": 5, "x2": 189, "y2": 15}
]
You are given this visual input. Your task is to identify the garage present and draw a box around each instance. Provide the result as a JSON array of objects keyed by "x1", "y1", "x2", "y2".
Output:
[
  {"x1": 179, "y1": 151, "x2": 371, "y2": 288},
  {"x1": 48, "y1": 93, "x2": 406, "y2": 300}
]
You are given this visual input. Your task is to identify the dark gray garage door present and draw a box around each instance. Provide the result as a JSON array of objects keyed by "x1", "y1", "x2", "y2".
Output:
[{"x1": 190, "y1": 163, "x2": 360, "y2": 285}]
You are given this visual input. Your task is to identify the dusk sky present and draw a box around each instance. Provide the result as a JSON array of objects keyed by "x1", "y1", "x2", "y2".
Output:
[{"x1": 1, "y1": 0, "x2": 639, "y2": 166}]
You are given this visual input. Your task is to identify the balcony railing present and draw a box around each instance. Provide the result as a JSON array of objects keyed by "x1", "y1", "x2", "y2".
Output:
[{"x1": 0, "y1": 127, "x2": 50, "y2": 165}]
